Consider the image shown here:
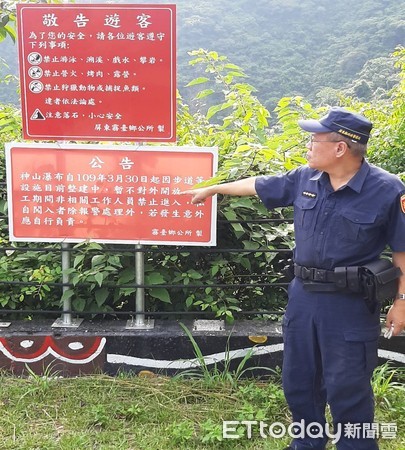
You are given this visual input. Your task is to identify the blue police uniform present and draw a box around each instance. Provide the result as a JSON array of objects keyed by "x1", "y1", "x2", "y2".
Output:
[{"x1": 255, "y1": 160, "x2": 405, "y2": 450}]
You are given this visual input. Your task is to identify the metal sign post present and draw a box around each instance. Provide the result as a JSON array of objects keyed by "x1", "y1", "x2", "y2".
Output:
[
  {"x1": 126, "y1": 244, "x2": 154, "y2": 329},
  {"x1": 52, "y1": 242, "x2": 84, "y2": 328}
]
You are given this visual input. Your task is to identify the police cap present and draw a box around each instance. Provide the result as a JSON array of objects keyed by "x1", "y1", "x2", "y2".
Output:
[{"x1": 298, "y1": 107, "x2": 373, "y2": 144}]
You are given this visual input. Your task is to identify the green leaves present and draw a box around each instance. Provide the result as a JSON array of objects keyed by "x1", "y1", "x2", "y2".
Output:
[
  {"x1": 0, "y1": 13, "x2": 16, "y2": 43},
  {"x1": 149, "y1": 287, "x2": 170, "y2": 303},
  {"x1": 61, "y1": 289, "x2": 75, "y2": 303},
  {"x1": 206, "y1": 101, "x2": 233, "y2": 120},
  {"x1": 0, "y1": 105, "x2": 22, "y2": 136},
  {"x1": 146, "y1": 272, "x2": 166, "y2": 285},
  {"x1": 186, "y1": 77, "x2": 210, "y2": 87},
  {"x1": 95, "y1": 287, "x2": 109, "y2": 307},
  {"x1": 117, "y1": 267, "x2": 135, "y2": 285}
]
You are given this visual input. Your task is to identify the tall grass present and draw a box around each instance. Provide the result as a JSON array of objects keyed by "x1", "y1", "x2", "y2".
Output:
[{"x1": 176, "y1": 322, "x2": 276, "y2": 387}]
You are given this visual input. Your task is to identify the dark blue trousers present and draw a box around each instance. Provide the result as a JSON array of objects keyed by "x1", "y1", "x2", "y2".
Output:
[{"x1": 282, "y1": 278, "x2": 380, "y2": 450}]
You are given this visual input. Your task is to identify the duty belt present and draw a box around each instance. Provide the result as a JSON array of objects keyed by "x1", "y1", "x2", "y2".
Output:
[
  {"x1": 293, "y1": 260, "x2": 401, "y2": 308},
  {"x1": 294, "y1": 264, "x2": 362, "y2": 292}
]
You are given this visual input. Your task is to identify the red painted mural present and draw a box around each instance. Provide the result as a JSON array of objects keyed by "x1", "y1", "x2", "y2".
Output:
[{"x1": 0, "y1": 335, "x2": 106, "y2": 375}]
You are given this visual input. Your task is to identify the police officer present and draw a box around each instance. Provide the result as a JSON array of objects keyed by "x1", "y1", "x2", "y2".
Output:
[{"x1": 183, "y1": 107, "x2": 405, "y2": 449}]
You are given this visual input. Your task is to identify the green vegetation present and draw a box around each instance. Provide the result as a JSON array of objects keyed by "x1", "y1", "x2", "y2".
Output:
[
  {"x1": 0, "y1": 45, "x2": 404, "y2": 317},
  {"x1": 174, "y1": 0, "x2": 405, "y2": 110},
  {"x1": 0, "y1": 2, "x2": 404, "y2": 318},
  {"x1": 176, "y1": 322, "x2": 276, "y2": 385},
  {"x1": 0, "y1": 362, "x2": 403, "y2": 449}
]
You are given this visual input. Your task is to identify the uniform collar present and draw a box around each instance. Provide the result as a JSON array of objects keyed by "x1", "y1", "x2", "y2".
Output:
[
  {"x1": 346, "y1": 159, "x2": 369, "y2": 193},
  {"x1": 309, "y1": 159, "x2": 370, "y2": 193}
]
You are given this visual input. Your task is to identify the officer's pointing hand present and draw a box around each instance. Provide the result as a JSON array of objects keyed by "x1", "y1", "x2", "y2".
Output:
[{"x1": 181, "y1": 187, "x2": 215, "y2": 205}]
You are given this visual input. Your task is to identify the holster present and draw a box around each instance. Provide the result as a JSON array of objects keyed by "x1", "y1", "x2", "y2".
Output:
[{"x1": 360, "y1": 259, "x2": 402, "y2": 312}]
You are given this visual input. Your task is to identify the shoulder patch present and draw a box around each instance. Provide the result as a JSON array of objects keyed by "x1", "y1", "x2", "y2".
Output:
[
  {"x1": 401, "y1": 194, "x2": 405, "y2": 214},
  {"x1": 302, "y1": 191, "x2": 317, "y2": 198}
]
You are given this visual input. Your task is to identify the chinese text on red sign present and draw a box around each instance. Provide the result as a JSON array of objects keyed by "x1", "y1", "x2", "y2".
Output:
[
  {"x1": 6, "y1": 144, "x2": 217, "y2": 246},
  {"x1": 17, "y1": 4, "x2": 176, "y2": 142}
]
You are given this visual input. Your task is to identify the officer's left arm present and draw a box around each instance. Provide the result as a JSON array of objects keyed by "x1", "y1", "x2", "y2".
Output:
[{"x1": 385, "y1": 252, "x2": 405, "y2": 336}]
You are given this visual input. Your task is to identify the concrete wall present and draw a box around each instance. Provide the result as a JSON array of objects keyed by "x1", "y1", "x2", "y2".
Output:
[{"x1": 0, "y1": 319, "x2": 403, "y2": 377}]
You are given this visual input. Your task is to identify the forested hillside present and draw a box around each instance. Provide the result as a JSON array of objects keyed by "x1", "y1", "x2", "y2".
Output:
[
  {"x1": 1, "y1": 0, "x2": 404, "y2": 109},
  {"x1": 175, "y1": 0, "x2": 404, "y2": 108}
]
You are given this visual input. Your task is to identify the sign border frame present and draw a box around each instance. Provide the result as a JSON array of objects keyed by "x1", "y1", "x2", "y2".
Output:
[
  {"x1": 17, "y1": 3, "x2": 177, "y2": 142},
  {"x1": 5, "y1": 142, "x2": 217, "y2": 246}
]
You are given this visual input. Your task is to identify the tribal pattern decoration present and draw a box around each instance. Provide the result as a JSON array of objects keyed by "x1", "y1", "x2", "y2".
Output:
[{"x1": 0, "y1": 334, "x2": 403, "y2": 376}]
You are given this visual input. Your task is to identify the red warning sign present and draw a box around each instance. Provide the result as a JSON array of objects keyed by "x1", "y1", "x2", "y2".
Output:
[
  {"x1": 5, "y1": 143, "x2": 217, "y2": 246},
  {"x1": 17, "y1": 4, "x2": 176, "y2": 142}
]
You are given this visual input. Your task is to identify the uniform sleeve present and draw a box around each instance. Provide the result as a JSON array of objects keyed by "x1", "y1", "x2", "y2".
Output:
[
  {"x1": 387, "y1": 189, "x2": 405, "y2": 252},
  {"x1": 255, "y1": 168, "x2": 299, "y2": 210}
]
